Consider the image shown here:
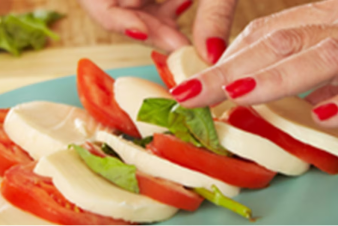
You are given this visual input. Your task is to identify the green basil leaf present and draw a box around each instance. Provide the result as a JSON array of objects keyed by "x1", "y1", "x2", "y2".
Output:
[
  {"x1": 132, "y1": 136, "x2": 154, "y2": 148},
  {"x1": 137, "y1": 98, "x2": 177, "y2": 128},
  {"x1": 101, "y1": 143, "x2": 122, "y2": 160},
  {"x1": 173, "y1": 105, "x2": 228, "y2": 156},
  {"x1": 71, "y1": 144, "x2": 139, "y2": 194},
  {"x1": 0, "y1": 21, "x2": 19, "y2": 55},
  {"x1": 137, "y1": 98, "x2": 229, "y2": 156},
  {"x1": 0, "y1": 10, "x2": 63, "y2": 55},
  {"x1": 194, "y1": 185, "x2": 255, "y2": 221}
]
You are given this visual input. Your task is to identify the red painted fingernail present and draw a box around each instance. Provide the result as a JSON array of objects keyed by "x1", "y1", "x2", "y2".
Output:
[
  {"x1": 206, "y1": 37, "x2": 227, "y2": 64},
  {"x1": 125, "y1": 29, "x2": 148, "y2": 41},
  {"x1": 170, "y1": 79, "x2": 202, "y2": 102},
  {"x1": 224, "y1": 77, "x2": 256, "y2": 99},
  {"x1": 313, "y1": 103, "x2": 338, "y2": 121},
  {"x1": 176, "y1": 0, "x2": 193, "y2": 16}
]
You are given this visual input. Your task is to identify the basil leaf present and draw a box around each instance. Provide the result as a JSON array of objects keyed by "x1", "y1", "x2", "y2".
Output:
[
  {"x1": 132, "y1": 136, "x2": 154, "y2": 148},
  {"x1": 101, "y1": 143, "x2": 122, "y2": 160},
  {"x1": 0, "y1": 10, "x2": 63, "y2": 55},
  {"x1": 173, "y1": 105, "x2": 228, "y2": 156},
  {"x1": 71, "y1": 144, "x2": 139, "y2": 194},
  {"x1": 194, "y1": 185, "x2": 255, "y2": 221},
  {"x1": 137, "y1": 98, "x2": 229, "y2": 156},
  {"x1": 137, "y1": 98, "x2": 177, "y2": 128}
]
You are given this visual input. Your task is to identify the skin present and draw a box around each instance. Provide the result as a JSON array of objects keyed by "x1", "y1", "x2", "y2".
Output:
[
  {"x1": 173, "y1": 0, "x2": 338, "y2": 128},
  {"x1": 78, "y1": 0, "x2": 238, "y2": 64}
]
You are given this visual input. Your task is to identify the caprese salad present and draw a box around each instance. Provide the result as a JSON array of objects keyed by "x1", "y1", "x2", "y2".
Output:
[{"x1": 0, "y1": 46, "x2": 338, "y2": 225}]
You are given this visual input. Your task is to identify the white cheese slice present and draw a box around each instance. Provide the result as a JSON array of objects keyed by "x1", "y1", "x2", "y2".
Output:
[
  {"x1": 215, "y1": 121, "x2": 310, "y2": 176},
  {"x1": 34, "y1": 149, "x2": 178, "y2": 223},
  {"x1": 95, "y1": 131, "x2": 240, "y2": 197},
  {"x1": 4, "y1": 101, "x2": 109, "y2": 160},
  {"x1": 0, "y1": 179, "x2": 53, "y2": 225},
  {"x1": 253, "y1": 97, "x2": 338, "y2": 157},
  {"x1": 114, "y1": 77, "x2": 173, "y2": 138},
  {"x1": 211, "y1": 101, "x2": 237, "y2": 118},
  {"x1": 167, "y1": 46, "x2": 209, "y2": 84}
]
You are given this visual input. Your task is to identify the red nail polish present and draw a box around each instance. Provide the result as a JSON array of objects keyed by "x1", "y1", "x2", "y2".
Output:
[
  {"x1": 125, "y1": 29, "x2": 148, "y2": 41},
  {"x1": 206, "y1": 37, "x2": 227, "y2": 64},
  {"x1": 170, "y1": 79, "x2": 202, "y2": 102},
  {"x1": 313, "y1": 103, "x2": 338, "y2": 121},
  {"x1": 176, "y1": 0, "x2": 193, "y2": 16},
  {"x1": 224, "y1": 77, "x2": 256, "y2": 99}
]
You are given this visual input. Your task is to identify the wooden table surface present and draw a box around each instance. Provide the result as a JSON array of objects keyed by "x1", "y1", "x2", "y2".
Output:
[{"x1": 0, "y1": 0, "x2": 318, "y2": 94}]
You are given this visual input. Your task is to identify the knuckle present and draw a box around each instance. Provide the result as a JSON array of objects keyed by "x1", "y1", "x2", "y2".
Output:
[
  {"x1": 244, "y1": 18, "x2": 266, "y2": 36},
  {"x1": 264, "y1": 29, "x2": 303, "y2": 57},
  {"x1": 317, "y1": 38, "x2": 338, "y2": 69}
]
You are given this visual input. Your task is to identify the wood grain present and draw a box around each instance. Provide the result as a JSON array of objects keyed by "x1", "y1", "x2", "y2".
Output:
[
  {"x1": 0, "y1": 0, "x2": 319, "y2": 94},
  {"x1": 0, "y1": 0, "x2": 319, "y2": 47}
]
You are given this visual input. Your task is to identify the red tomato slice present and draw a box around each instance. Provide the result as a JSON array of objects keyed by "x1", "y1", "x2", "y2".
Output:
[
  {"x1": 0, "y1": 109, "x2": 9, "y2": 123},
  {"x1": 137, "y1": 171, "x2": 203, "y2": 211},
  {"x1": 227, "y1": 106, "x2": 338, "y2": 174},
  {"x1": 77, "y1": 58, "x2": 141, "y2": 138},
  {"x1": 147, "y1": 133, "x2": 276, "y2": 189},
  {"x1": 0, "y1": 109, "x2": 32, "y2": 176},
  {"x1": 151, "y1": 51, "x2": 177, "y2": 89},
  {"x1": 84, "y1": 142, "x2": 203, "y2": 211},
  {"x1": 1, "y1": 162, "x2": 132, "y2": 225}
]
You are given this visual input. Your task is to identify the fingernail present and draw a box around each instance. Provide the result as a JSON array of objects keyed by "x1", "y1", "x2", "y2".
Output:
[
  {"x1": 170, "y1": 79, "x2": 202, "y2": 102},
  {"x1": 176, "y1": 0, "x2": 193, "y2": 16},
  {"x1": 224, "y1": 77, "x2": 256, "y2": 99},
  {"x1": 313, "y1": 103, "x2": 338, "y2": 121},
  {"x1": 125, "y1": 29, "x2": 148, "y2": 41},
  {"x1": 206, "y1": 37, "x2": 227, "y2": 64}
]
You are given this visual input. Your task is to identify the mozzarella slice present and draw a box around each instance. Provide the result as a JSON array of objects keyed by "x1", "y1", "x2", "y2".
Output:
[
  {"x1": 95, "y1": 131, "x2": 240, "y2": 197},
  {"x1": 215, "y1": 121, "x2": 309, "y2": 176},
  {"x1": 211, "y1": 100, "x2": 237, "y2": 118},
  {"x1": 4, "y1": 101, "x2": 109, "y2": 160},
  {"x1": 0, "y1": 179, "x2": 53, "y2": 225},
  {"x1": 34, "y1": 149, "x2": 177, "y2": 223},
  {"x1": 253, "y1": 97, "x2": 338, "y2": 157},
  {"x1": 167, "y1": 46, "x2": 209, "y2": 84},
  {"x1": 114, "y1": 77, "x2": 173, "y2": 138}
]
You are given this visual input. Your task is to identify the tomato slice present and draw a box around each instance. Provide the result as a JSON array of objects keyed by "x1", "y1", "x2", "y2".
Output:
[
  {"x1": 0, "y1": 109, "x2": 32, "y2": 176},
  {"x1": 0, "y1": 109, "x2": 9, "y2": 123},
  {"x1": 227, "y1": 106, "x2": 338, "y2": 174},
  {"x1": 77, "y1": 59, "x2": 141, "y2": 138},
  {"x1": 151, "y1": 51, "x2": 177, "y2": 89},
  {"x1": 1, "y1": 162, "x2": 132, "y2": 225},
  {"x1": 147, "y1": 133, "x2": 276, "y2": 189},
  {"x1": 84, "y1": 142, "x2": 203, "y2": 211}
]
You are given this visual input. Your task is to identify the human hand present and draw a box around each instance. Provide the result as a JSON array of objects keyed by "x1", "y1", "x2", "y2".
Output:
[
  {"x1": 78, "y1": 0, "x2": 237, "y2": 64},
  {"x1": 170, "y1": 0, "x2": 338, "y2": 127}
]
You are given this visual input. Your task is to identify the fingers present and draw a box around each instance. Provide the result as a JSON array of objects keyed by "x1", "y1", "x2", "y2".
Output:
[
  {"x1": 312, "y1": 97, "x2": 338, "y2": 128},
  {"x1": 79, "y1": 0, "x2": 149, "y2": 39},
  {"x1": 137, "y1": 12, "x2": 190, "y2": 52},
  {"x1": 170, "y1": 25, "x2": 338, "y2": 108},
  {"x1": 118, "y1": 0, "x2": 153, "y2": 8},
  {"x1": 222, "y1": 0, "x2": 338, "y2": 60},
  {"x1": 193, "y1": 0, "x2": 237, "y2": 64},
  {"x1": 305, "y1": 85, "x2": 338, "y2": 105},
  {"x1": 224, "y1": 38, "x2": 338, "y2": 105}
]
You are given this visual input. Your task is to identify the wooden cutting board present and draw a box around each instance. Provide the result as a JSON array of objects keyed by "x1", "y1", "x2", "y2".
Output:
[{"x1": 0, "y1": 0, "x2": 318, "y2": 94}]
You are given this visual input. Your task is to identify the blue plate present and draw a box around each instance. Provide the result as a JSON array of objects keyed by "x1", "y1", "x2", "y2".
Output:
[{"x1": 0, "y1": 65, "x2": 337, "y2": 225}]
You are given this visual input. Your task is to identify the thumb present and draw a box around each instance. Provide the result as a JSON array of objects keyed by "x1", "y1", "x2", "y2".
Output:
[{"x1": 193, "y1": 0, "x2": 237, "y2": 64}]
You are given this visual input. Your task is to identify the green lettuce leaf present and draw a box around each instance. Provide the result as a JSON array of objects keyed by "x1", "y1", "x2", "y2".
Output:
[
  {"x1": 0, "y1": 10, "x2": 64, "y2": 55},
  {"x1": 71, "y1": 144, "x2": 139, "y2": 194},
  {"x1": 194, "y1": 185, "x2": 255, "y2": 221},
  {"x1": 137, "y1": 98, "x2": 229, "y2": 156}
]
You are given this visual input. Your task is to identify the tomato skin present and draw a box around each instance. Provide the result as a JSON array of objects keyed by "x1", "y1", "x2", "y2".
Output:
[
  {"x1": 0, "y1": 109, "x2": 33, "y2": 176},
  {"x1": 151, "y1": 51, "x2": 177, "y2": 89},
  {"x1": 148, "y1": 133, "x2": 276, "y2": 189},
  {"x1": 136, "y1": 171, "x2": 203, "y2": 211},
  {"x1": 1, "y1": 162, "x2": 132, "y2": 225},
  {"x1": 84, "y1": 142, "x2": 203, "y2": 211},
  {"x1": 227, "y1": 106, "x2": 338, "y2": 174},
  {"x1": 77, "y1": 58, "x2": 141, "y2": 138}
]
